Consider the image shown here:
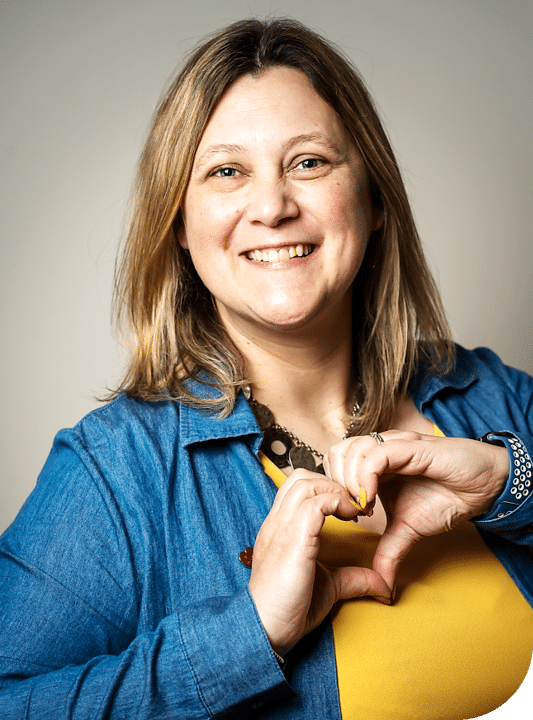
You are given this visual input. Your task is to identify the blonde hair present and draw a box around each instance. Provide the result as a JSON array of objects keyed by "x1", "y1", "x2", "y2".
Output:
[{"x1": 110, "y1": 18, "x2": 454, "y2": 432}]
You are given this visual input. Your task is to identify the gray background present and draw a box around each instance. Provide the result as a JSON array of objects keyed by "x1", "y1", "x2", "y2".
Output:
[{"x1": 1, "y1": 1, "x2": 532, "y2": 712}]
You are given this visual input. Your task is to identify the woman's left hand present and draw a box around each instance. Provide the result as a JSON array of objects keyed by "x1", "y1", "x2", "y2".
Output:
[{"x1": 324, "y1": 431, "x2": 510, "y2": 593}]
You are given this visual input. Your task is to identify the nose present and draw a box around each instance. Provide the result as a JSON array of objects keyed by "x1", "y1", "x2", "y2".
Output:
[{"x1": 245, "y1": 175, "x2": 299, "y2": 227}]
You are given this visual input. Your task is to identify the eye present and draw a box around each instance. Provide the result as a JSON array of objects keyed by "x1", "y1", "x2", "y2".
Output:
[
  {"x1": 300, "y1": 158, "x2": 324, "y2": 170},
  {"x1": 211, "y1": 166, "x2": 238, "y2": 178},
  {"x1": 298, "y1": 158, "x2": 323, "y2": 170}
]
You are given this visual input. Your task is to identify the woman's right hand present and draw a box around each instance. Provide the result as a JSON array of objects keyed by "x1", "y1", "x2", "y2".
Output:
[{"x1": 248, "y1": 469, "x2": 393, "y2": 658}]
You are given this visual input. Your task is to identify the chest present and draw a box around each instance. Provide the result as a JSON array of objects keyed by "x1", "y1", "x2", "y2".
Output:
[{"x1": 135, "y1": 439, "x2": 275, "y2": 626}]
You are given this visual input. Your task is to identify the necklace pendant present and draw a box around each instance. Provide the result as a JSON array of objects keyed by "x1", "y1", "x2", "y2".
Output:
[
  {"x1": 245, "y1": 385, "x2": 357, "y2": 476},
  {"x1": 289, "y1": 446, "x2": 318, "y2": 472},
  {"x1": 261, "y1": 427, "x2": 292, "y2": 468},
  {"x1": 249, "y1": 400, "x2": 275, "y2": 431}
]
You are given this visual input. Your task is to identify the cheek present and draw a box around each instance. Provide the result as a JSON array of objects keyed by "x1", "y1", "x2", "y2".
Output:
[
  {"x1": 345, "y1": 186, "x2": 375, "y2": 237},
  {"x1": 330, "y1": 190, "x2": 353, "y2": 226},
  {"x1": 185, "y1": 199, "x2": 241, "y2": 252},
  {"x1": 306, "y1": 181, "x2": 345, "y2": 226},
  {"x1": 321, "y1": 183, "x2": 371, "y2": 236}
]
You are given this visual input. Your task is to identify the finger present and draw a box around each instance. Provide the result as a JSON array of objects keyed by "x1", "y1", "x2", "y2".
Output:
[
  {"x1": 285, "y1": 485, "x2": 360, "y2": 538},
  {"x1": 330, "y1": 565, "x2": 393, "y2": 604},
  {"x1": 323, "y1": 437, "x2": 353, "y2": 483},
  {"x1": 273, "y1": 475, "x2": 360, "y2": 527},
  {"x1": 269, "y1": 467, "x2": 328, "y2": 513},
  {"x1": 255, "y1": 487, "x2": 362, "y2": 574},
  {"x1": 326, "y1": 436, "x2": 382, "y2": 510},
  {"x1": 358, "y1": 438, "x2": 434, "y2": 490},
  {"x1": 372, "y1": 519, "x2": 422, "y2": 592},
  {"x1": 322, "y1": 445, "x2": 366, "y2": 517},
  {"x1": 325, "y1": 436, "x2": 372, "y2": 499}
]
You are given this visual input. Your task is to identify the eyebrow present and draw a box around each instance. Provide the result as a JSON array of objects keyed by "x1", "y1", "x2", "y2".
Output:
[
  {"x1": 283, "y1": 133, "x2": 340, "y2": 153},
  {"x1": 195, "y1": 133, "x2": 342, "y2": 169},
  {"x1": 195, "y1": 144, "x2": 247, "y2": 170}
]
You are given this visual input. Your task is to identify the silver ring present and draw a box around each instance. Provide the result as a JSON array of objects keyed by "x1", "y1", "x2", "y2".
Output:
[{"x1": 370, "y1": 431, "x2": 385, "y2": 445}]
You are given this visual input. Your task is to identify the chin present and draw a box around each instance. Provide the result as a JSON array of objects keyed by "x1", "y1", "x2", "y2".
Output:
[{"x1": 253, "y1": 304, "x2": 323, "y2": 331}]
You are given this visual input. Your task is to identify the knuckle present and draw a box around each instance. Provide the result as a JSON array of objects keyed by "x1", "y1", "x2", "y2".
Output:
[
  {"x1": 290, "y1": 476, "x2": 323, "y2": 500},
  {"x1": 407, "y1": 431, "x2": 423, "y2": 442},
  {"x1": 291, "y1": 476, "x2": 311, "y2": 493},
  {"x1": 386, "y1": 429, "x2": 420, "y2": 443},
  {"x1": 330, "y1": 436, "x2": 361, "y2": 457},
  {"x1": 287, "y1": 468, "x2": 308, "y2": 481},
  {"x1": 300, "y1": 497, "x2": 319, "y2": 519},
  {"x1": 391, "y1": 430, "x2": 419, "y2": 443},
  {"x1": 289, "y1": 467, "x2": 323, "y2": 483}
]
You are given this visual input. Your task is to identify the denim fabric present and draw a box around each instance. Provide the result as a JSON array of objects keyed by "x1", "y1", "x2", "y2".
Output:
[
  {"x1": 0, "y1": 344, "x2": 532, "y2": 718},
  {"x1": 410, "y1": 345, "x2": 533, "y2": 606}
]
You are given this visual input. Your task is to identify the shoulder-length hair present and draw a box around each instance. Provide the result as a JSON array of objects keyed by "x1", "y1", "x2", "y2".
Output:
[{"x1": 110, "y1": 17, "x2": 454, "y2": 433}]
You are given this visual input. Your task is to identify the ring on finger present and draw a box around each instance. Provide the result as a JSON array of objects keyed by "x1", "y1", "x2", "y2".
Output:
[{"x1": 370, "y1": 431, "x2": 385, "y2": 445}]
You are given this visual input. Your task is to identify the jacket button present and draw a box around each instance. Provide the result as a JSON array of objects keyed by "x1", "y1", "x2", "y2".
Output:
[{"x1": 239, "y1": 546, "x2": 254, "y2": 567}]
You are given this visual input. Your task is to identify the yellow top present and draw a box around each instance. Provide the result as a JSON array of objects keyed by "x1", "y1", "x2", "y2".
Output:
[{"x1": 260, "y1": 427, "x2": 533, "y2": 720}]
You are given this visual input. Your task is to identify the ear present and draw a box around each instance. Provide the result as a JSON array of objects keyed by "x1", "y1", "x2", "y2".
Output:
[
  {"x1": 371, "y1": 206, "x2": 384, "y2": 232},
  {"x1": 175, "y1": 213, "x2": 189, "y2": 250}
]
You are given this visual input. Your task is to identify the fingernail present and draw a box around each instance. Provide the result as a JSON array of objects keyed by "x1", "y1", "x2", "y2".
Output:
[
  {"x1": 359, "y1": 487, "x2": 367, "y2": 509},
  {"x1": 349, "y1": 497, "x2": 365, "y2": 513},
  {"x1": 355, "y1": 496, "x2": 373, "y2": 517},
  {"x1": 374, "y1": 595, "x2": 393, "y2": 606}
]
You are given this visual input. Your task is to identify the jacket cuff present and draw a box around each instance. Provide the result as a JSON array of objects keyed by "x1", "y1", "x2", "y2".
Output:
[
  {"x1": 176, "y1": 586, "x2": 293, "y2": 717},
  {"x1": 474, "y1": 432, "x2": 533, "y2": 541}
]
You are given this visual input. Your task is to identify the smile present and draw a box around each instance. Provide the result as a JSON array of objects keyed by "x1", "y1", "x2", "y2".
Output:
[{"x1": 246, "y1": 244, "x2": 314, "y2": 263}]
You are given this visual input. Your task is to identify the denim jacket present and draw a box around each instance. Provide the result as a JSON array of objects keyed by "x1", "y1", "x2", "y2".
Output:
[{"x1": 0, "y1": 345, "x2": 532, "y2": 719}]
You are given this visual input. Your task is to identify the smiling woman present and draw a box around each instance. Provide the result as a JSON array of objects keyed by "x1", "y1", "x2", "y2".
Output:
[
  {"x1": 1, "y1": 17, "x2": 533, "y2": 720},
  {"x1": 110, "y1": 19, "x2": 451, "y2": 438},
  {"x1": 179, "y1": 67, "x2": 379, "y2": 339}
]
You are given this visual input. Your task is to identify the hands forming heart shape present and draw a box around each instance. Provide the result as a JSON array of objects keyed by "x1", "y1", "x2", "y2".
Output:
[{"x1": 248, "y1": 431, "x2": 509, "y2": 658}]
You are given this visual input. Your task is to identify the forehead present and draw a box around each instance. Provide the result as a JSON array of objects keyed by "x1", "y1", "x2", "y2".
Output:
[{"x1": 194, "y1": 66, "x2": 351, "y2": 155}]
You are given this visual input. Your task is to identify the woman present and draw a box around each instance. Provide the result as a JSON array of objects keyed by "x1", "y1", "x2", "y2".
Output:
[{"x1": 0, "y1": 17, "x2": 532, "y2": 720}]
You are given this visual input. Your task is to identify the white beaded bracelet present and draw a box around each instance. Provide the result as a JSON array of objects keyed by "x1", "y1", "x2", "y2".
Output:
[{"x1": 477, "y1": 431, "x2": 531, "y2": 518}]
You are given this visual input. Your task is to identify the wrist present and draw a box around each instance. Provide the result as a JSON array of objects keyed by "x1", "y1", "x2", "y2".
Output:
[
  {"x1": 248, "y1": 583, "x2": 298, "y2": 659},
  {"x1": 476, "y1": 432, "x2": 531, "y2": 519},
  {"x1": 478, "y1": 444, "x2": 509, "y2": 515}
]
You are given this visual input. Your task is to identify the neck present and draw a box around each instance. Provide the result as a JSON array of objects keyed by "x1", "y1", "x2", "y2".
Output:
[{"x1": 219, "y1": 301, "x2": 356, "y2": 451}]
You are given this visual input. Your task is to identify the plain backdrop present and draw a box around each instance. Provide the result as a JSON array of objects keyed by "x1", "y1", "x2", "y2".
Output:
[{"x1": 1, "y1": 1, "x2": 532, "y2": 716}]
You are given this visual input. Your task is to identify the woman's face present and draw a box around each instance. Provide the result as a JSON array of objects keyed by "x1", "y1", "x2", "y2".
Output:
[{"x1": 180, "y1": 66, "x2": 381, "y2": 339}]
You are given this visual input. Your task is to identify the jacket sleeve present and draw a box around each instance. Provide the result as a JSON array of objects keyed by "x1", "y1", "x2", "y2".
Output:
[
  {"x1": 473, "y1": 430, "x2": 533, "y2": 592},
  {"x1": 0, "y1": 437, "x2": 291, "y2": 719},
  {"x1": 469, "y1": 349, "x2": 533, "y2": 603}
]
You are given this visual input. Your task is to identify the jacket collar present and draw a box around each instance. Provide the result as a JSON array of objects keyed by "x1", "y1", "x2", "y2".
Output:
[
  {"x1": 179, "y1": 344, "x2": 479, "y2": 444},
  {"x1": 178, "y1": 379, "x2": 263, "y2": 451},
  {"x1": 409, "y1": 344, "x2": 478, "y2": 410}
]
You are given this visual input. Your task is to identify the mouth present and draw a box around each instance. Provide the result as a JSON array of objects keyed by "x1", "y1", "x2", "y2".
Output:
[{"x1": 245, "y1": 244, "x2": 315, "y2": 263}]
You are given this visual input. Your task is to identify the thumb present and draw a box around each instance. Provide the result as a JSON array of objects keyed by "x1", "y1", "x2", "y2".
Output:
[
  {"x1": 332, "y1": 565, "x2": 393, "y2": 604},
  {"x1": 372, "y1": 520, "x2": 422, "y2": 594}
]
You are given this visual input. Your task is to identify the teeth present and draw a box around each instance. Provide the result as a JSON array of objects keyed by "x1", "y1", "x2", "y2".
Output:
[{"x1": 246, "y1": 244, "x2": 313, "y2": 263}]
